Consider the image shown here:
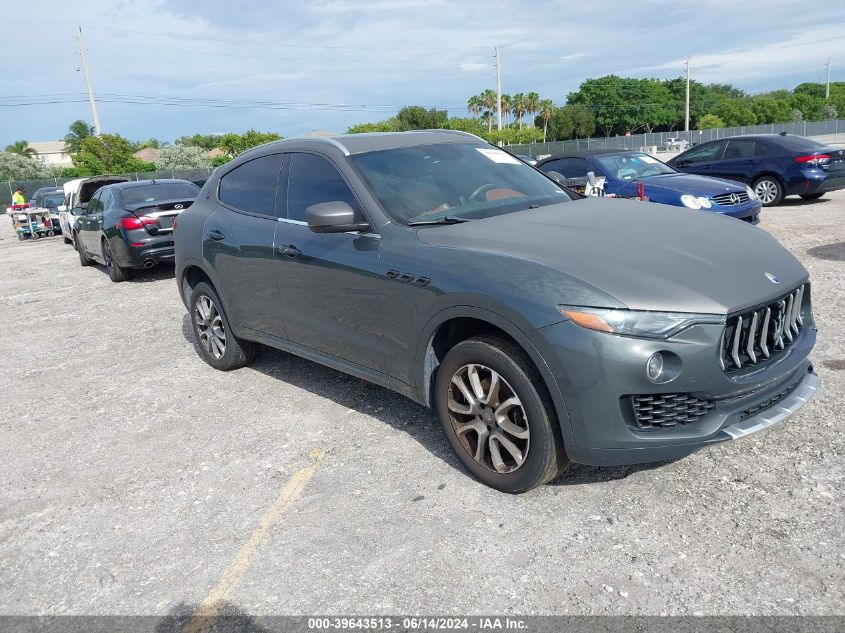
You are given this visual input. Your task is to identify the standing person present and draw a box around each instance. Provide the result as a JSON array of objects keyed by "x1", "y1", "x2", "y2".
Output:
[{"x1": 11, "y1": 187, "x2": 26, "y2": 206}]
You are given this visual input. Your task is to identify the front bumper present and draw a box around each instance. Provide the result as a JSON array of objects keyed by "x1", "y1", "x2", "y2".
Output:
[
  {"x1": 529, "y1": 316, "x2": 818, "y2": 466},
  {"x1": 711, "y1": 199, "x2": 762, "y2": 223}
]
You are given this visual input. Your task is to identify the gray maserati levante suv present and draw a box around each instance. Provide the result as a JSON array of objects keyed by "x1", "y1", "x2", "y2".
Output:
[{"x1": 174, "y1": 130, "x2": 819, "y2": 493}]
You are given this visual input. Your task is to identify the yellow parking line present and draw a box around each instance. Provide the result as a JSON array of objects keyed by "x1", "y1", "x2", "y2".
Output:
[{"x1": 183, "y1": 450, "x2": 324, "y2": 633}]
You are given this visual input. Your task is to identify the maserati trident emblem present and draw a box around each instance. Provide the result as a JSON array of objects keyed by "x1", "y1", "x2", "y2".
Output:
[
  {"x1": 765, "y1": 272, "x2": 781, "y2": 284},
  {"x1": 729, "y1": 193, "x2": 740, "y2": 204}
]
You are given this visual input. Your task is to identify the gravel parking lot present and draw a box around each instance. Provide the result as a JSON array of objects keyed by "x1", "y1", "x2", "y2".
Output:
[{"x1": 1, "y1": 193, "x2": 843, "y2": 619}]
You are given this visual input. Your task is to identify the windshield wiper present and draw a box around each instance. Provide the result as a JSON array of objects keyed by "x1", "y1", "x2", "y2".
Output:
[{"x1": 407, "y1": 216, "x2": 471, "y2": 226}]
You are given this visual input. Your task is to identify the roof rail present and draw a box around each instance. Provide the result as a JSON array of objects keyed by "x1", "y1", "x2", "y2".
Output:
[{"x1": 311, "y1": 136, "x2": 351, "y2": 156}]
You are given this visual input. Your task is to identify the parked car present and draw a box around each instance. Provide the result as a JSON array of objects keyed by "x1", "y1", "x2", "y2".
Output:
[
  {"x1": 665, "y1": 137, "x2": 689, "y2": 152},
  {"x1": 536, "y1": 149, "x2": 762, "y2": 222},
  {"x1": 175, "y1": 131, "x2": 818, "y2": 493},
  {"x1": 29, "y1": 187, "x2": 65, "y2": 233},
  {"x1": 60, "y1": 176, "x2": 129, "y2": 245},
  {"x1": 667, "y1": 133, "x2": 845, "y2": 206},
  {"x1": 75, "y1": 179, "x2": 200, "y2": 281}
]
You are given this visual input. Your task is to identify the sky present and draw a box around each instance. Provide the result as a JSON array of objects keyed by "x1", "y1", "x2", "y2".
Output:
[{"x1": 2, "y1": 0, "x2": 845, "y2": 147}]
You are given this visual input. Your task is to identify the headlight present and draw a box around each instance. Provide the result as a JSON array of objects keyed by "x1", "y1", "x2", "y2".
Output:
[
  {"x1": 559, "y1": 306, "x2": 724, "y2": 339},
  {"x1": 746, "y1": 185, "x2": 757, "y2": 200},
  {"x1": 680, "y1": 194, "x2": 712, "y2": 209}
]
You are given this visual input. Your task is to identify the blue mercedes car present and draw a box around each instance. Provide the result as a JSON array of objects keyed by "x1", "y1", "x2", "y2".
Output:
[{"x1": 537, "y1": 149, "x2": 762, "y2": 223}]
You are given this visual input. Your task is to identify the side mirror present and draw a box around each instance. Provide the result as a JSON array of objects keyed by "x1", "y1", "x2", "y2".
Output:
[
  {"x1": 72, "y1": 207, "x2": 84, "y2": 216},
  {"x1": 545, "y1": 170, "x2": 567, "y2": 186},
  {"x1": 586, "y1": 171, "x2": 597, "y2": 186},
  {"x1": 57, "y1": 205, "x2": 67, "y2": 212},
  {"x1": 306, "y1": 201, "x2": 369, "y2": 234}
]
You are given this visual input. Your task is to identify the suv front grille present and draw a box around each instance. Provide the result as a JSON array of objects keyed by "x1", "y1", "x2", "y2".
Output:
[
  {"x1": 629, "y1": 393, "x2": 715, "y2": 429},
  {"x1": 720, "y1": 284, "x2": 807, "y2": 373},
  {"x1": 712, "y1": 191, "x2": 750, "y2": 206}
]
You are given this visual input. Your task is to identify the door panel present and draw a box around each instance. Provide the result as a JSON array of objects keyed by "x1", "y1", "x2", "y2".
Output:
[{"x1": 709, "y1": 139, "x2": 756, "y2": 182}]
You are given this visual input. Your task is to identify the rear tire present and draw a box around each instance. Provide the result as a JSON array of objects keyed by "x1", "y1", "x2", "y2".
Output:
[
  {"x1": 800, "y1": 193, "x2": 824, "y2": 200},
  {"x1": 63, "y1": 235, "x2": 72, "y2": 245},
  {"x1": 753, "y1": 176, "x2": 783, "y2": 206},
  {"x1": 189, "y1": 282, "x2": 257, "y2": 371},
  {"x1": 102, "y1": 239, "x2": 132, "y2": 282},
  {"x1": 435, "y1": 335, "x2": 569, "y2": 493},
  {"x1": 75, "y1": 233, "x2": 92, "y2": 266}
]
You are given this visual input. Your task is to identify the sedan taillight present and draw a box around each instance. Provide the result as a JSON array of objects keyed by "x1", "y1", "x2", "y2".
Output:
[
  {"x1": 116, "y1": 215, "x2": 158, "y2": 230},
  {"x1": 795, "y1": 154, "x2": 830, "y2": 166}
]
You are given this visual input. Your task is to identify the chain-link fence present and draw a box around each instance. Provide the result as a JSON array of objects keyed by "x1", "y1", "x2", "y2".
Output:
[
  {"x1": 506, "y1": 118, "x2": 845, "y2": 158},
  {"x1": 2, "y1": 167, "x2": 215, "y2": 207}
]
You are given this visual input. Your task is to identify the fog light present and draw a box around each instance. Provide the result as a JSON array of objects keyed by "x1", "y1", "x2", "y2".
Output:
[{"x1": 646, "y1": 353, "x2": 664, "y2": 382}]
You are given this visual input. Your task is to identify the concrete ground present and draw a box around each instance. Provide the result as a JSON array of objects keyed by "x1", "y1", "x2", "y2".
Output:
[{"x1": 0, "y1": 191, "x2": 843, "y2": 619}]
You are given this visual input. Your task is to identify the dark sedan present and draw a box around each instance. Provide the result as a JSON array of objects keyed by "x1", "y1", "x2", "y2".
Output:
[
  {"x1": 668, "y1": 133, "x2": 845, "y2": 206},
  {"x1": 537, "y1": 149, "x2": 761, "y2": 222},
  {"x1": 74, "y1": 179, "x2": 199, "y2": 281}
]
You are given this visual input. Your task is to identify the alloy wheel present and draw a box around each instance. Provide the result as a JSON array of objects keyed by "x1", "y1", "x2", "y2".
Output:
[
  {"x1": 754, "y1": 179, "x2": 778, "y2": 204},
  {"x1": 447, "y1": 363, "x2": 530, "y2": 474},
  {"x1": 195, "y1": 295, "x2": 227, "y2": 359}
]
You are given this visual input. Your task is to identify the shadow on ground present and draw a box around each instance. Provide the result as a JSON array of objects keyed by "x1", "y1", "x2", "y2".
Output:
[
  {"x1": 180, "y1": 314, "x2": 681, "y2": 488},
  {"x1": 155, "y1": 601, "x2": 273, "y2": 632}
]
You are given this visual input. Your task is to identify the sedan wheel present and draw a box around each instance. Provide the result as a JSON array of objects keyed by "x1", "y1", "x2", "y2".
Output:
[
  {"x1": 195, "y1": 295, "x2": 227, "y2": 360},
  {"x1": 753, "y1": 177, "x2": 783, "y2": 206},
  {"x1": 448, "y1": 364, "x2": 529, "y2": 474}
]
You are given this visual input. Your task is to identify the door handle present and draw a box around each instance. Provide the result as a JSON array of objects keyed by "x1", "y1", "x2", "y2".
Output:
[
  {"x1": 280, "y1": 245, "x2": 301, "y2": 258},
  {"x1": 206, "y1": 229, "x2": 225, "y2": 241}
]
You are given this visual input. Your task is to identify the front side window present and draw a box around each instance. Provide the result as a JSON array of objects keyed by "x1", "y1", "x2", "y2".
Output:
[
  {"x1": 542, "y1": 157, "x2": 590, "y2": 179},
  {"x1": 218, "y1": 154, "x2": 283, "y2": 216},
  {"x1": 682, "y1": 142, "x2": 724, "y2": 162},
  {"x1": 286, "y1": 153, "x2": 359, "y2": 222},
  {"x1": 351, "y1": 142, "x2": 572, "y2": 225}
]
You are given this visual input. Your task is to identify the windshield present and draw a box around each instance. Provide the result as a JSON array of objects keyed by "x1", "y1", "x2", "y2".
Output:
[
  {"x1": 121, "y1": 183, "x2": 199, "y2": 205},
  {"x1": 350, "y1": 142, "x2": 572, "y2": 225},
  {"x1": 595, "y1": 153, "x2": 676, "y2": 180},
  {"x1": 43, "y1": 193, "x2": 64, "y2": 208}
]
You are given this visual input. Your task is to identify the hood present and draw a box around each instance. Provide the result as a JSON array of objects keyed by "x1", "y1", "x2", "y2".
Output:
[
  {"x1": 417, "y1": 198, "x2": 807, "y2": 315},
  {"x1": 635, "y1": 172, "x2": 746, "y2": 196}
]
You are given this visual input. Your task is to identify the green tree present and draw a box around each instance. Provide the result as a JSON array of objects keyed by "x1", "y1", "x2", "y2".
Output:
[
  {"x1": 711, "y1": 99, "x2": 757, "y2": 126},
  {"x1": 217, "y1": 130, "x2": 282, "y2": 157},
  {"x1": 467, "y1": 95, "x2": 482, "y2": 118},
  {"x1": 176, "y1": 133, "x2": 222, "y2": 151},
  {"x1": 537, "y1": 99, "x2": 555, "y2": 142},
  {"x1": 347, "y1": 120, "x2": 397, "y2": 133},
  {"x1": 567, "y1": 75, "x2": 632, "y2": 136},
  {"x1": 155, "y1": 145, "x2": 211, "y2": 170},
  {"x1": 750, "y1": 96, "x2": 793, "y2": 124},
  {"x1": 394, "y1": 106, "x2": 448, "y2": 130},
  {"x1": 5, "y1": 140, "x2": 37, "y2": 158},
  {"x1": 524, "y1": 92, "x2": 541, "y2": 127},
  {"x1": 511, "y1": 93, "x2": 527, "y2": 129},
  {"x1": 790, "y1": 92, "x2": 825, "y2": 120},
  {"x1": 697, "y1": 114, "x2": 726, "y2": 129},
  {"x1": 0, "y1": 153, "x2": 56, "y2": 180},
  {"x1": 71, "y1": 133, "x2": 149, "y2": 174},
  {"x1": 63, "y1": 120, "x2": 95, "y2": 154}
]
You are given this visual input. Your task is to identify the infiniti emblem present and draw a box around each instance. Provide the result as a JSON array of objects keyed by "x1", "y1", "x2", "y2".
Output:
[
  {"x1": 174, "y1": 204, "x2": 184, "y2": 209},
  {"x1": 729, "y1": 193, "x2": 740, "y2": 204},
  {"x1": 765, "y1": 272, "x2": 781, "y2": 284}
]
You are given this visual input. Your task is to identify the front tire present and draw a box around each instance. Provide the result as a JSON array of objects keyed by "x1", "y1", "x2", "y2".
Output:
[
  {"x1": 189, "y1": 282, "x2": 257, "y2": 371},
  {"x1": 75, "y1": 233, "x2": 92, "y2": 266},
  {"x1": 800, "y1": 193, "x2": 824, "y2": 200},
  {"x1": 435, "y1": 335, "x2": 569, "y2": 493},
  {"x1": 102, "y1": 239, "x2": 132, "y2": 282},
  {"x1": 63, "y1": 235, "x2": 72, "y2": 245},
  {"x1": 753, "y1": 176, "x2": 784, "y2": 206}
]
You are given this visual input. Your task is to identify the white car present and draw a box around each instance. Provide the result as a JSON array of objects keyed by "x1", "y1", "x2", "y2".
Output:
[
  {"x1": 59, "y1": 176, "x2": 128, "y2": 245},
  {"x1": 665, "y1": 137, "x2": 690, "y2": 152}
]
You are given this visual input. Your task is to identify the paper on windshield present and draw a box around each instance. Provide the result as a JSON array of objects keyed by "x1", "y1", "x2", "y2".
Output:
[
  {"x1": 639, "y1": 155, "x2": 659, "y2": 163},
  {"x1": 476, "y1": 148, "x2": 522, "y2": 164}
]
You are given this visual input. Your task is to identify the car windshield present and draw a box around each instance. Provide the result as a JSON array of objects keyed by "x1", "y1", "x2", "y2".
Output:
[
  {"x1": 121, "y1": 183, "x2": 199, "y2": 205},
  {"x1": 350, "y1": 142, "x2": 571, "y2": 225},
  {"x1": 42, "y1": 193, "x2": 64, "y2": 207},
  {"x1": 594, "y1": 153, "x2": 676, "y2": 180},
  {"x1": 772, "y1": 135, "x2": 829, "y2": 151}
]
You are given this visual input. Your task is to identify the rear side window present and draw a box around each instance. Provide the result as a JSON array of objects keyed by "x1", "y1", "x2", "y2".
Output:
[
  {"x1": 219, "y1": 154, "x2": 283, "y2": 216},
  {"x1": 286, "y1": 153, "x2": 359, "y2": 222},
  {"x1": 723, "y1": 140, "x2": 756, "y2": 159}
]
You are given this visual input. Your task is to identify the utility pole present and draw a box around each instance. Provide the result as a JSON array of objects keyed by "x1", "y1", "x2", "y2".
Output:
[
  {"x1": 495, "y1": 47, "x2": 502, "y2": 131},
  {"x1": 825, "y1": 58, "x2": 831, "y2": 99},
  {"x1": 76, "y1": 26, "x2": 102, "y2": 136},
  {"x1": 684, "y1": 57, "x2": 690, "y2": 135}
]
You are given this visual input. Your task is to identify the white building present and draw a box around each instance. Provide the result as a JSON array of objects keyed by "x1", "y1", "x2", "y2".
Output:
[{"x1": 28, "y1": 141, "x2": 73, "y2": 168}]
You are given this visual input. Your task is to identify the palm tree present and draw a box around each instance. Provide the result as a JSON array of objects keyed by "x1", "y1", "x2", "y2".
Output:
[
  {"x1": 525, "y1": 92, "x2": 541, "y2": 127},
  {"x1": 500, "y1": 94, "x2": 512, "y2": 126},
  {"x1": 512, "y1": 93, "x2": 527, "y2": 129},
  {"x1": 64, "y1": 119, "x2": 95, "y2": 154},
  {"x1": 5, "y1": 140, "x2": 37, "y2": 158},
  {"x1": 467, "y1": 95, "x2": 482, "y2": 118},
  {"x1": 479, "y1": 89, "x2": 497, "y2": 132},
  {"x1": 539, "y1": 99, "x2": 555, "y2": 142}
]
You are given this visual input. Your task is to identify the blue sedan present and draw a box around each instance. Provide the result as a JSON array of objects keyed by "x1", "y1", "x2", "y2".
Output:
[{"x1": 537, "y1": 149, "x2": 762, "y2": 223}]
